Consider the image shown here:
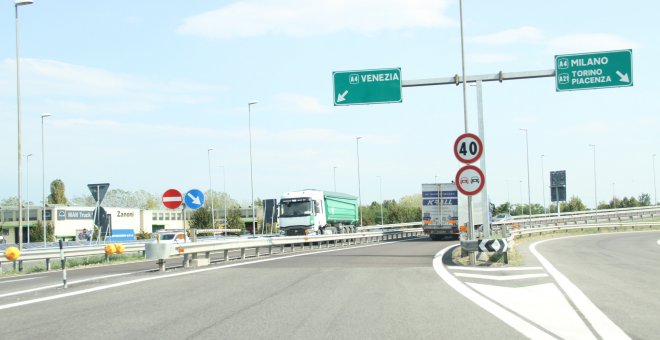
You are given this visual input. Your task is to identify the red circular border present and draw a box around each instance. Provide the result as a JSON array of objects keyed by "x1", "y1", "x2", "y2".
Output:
[
  {"x1": 162, "y1": 189, "x2": 183, "y2": 209},
  {"x1": 453, "y1": 133, "x2": 483, "y2": 164},
  {"x1": 455, "y1": 165, "x2": 486, "y2": 196}
]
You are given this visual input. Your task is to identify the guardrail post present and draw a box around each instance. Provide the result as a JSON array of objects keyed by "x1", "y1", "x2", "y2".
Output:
[
  {"x1": 241, "y1": 248, "x2": 246, "y2": 260},
  {"x1": 269, "y1": 246, "x2": 273, "y2": 255},
  {"x1": 45, "y1": 258, "x2": 51, "y2": 270},
  {"x1": 281, "y1": 244, "x2": 285, "y2": 253},
  {"x1": 205, "y1": 251, "x2": 211, "y2": 259},
  {"x1": 157, "y1": 259, "x2": 166, "y2": 272},
  {"x1": 19, "y1": 260, "x2": 24, "y2": 272},
  {"x1": 256, "y1": 247, "x2": 260, "y2": 258},
  {"x1": 183, "y1": 254, "x2": 190, "y2": 268},
  {"x1": 291, "y1": 243, "x2": 295, "y2": 252}
]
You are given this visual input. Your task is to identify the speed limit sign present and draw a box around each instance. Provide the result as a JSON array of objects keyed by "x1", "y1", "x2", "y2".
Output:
[{"x1": 454, "y1": 133, "x2": 483, "y2": 164}]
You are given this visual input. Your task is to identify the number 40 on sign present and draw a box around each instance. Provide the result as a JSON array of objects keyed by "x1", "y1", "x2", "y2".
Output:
[{"x1": 454, "y1": 133, "x2": 483, "y2": 164}]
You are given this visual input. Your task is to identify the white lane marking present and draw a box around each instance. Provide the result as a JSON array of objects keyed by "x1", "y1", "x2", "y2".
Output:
[
  {"x1": 455, "y1": 273, "x2": 548, "y2": 281},
  {"x1": 447, "y1": 266, "x2": 543, "y2": 272},
  {"x1": 468, "y1": 282, "x2": 597, "y2": 340},
  {"x1": 530, "y1": 238, "x2": 631, "y2": 340},
  {"x1": 0, "y1": 271, "x2": 146, "y2": 299},
  {"x1": 0, "y1": 238, "x2": 412, "y2": 310},
  {"x1": 0, "y1": 276, "x2": 45, "y2": 284},
  {"x1": 432, "y1": 245, "x2": 555, "y2": 339},
  {"x1": 657, "y1": 239, "x2": 660, "y2": 246}
]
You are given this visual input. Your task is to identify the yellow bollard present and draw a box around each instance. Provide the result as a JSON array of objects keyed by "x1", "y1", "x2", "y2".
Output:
[
  {"x1": 104, "y1": 244, "x2": 116, "y2": 255},
  {"x1": 4, "y1": 247, "x2": 20, "y2": 261},
  {"x1": 114, "y1": 243, "x2": 125, "y2": 254}
]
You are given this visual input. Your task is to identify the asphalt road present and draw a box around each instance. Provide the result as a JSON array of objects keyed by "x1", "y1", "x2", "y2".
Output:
[
  {"x1": 533, "y1": 231, "x2": 660, "y2": 340},
  {"x1": 0, "y1": 237, "x2": 526, "y2": 340}
]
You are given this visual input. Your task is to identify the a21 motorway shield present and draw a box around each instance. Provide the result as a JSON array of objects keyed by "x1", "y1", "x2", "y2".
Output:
[{"x1": 455, "y1": 165, "x2": 485, "y2": 196}]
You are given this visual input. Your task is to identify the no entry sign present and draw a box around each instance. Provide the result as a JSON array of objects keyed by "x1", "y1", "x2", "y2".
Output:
[{"x1": 162, "y1": 189, "x2": 183, "y2": 209}]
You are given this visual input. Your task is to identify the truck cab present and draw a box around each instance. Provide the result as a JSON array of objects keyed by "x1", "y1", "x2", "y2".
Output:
[
  {"x1": 279, "y1": 192, "x2": 326, "y2": 236},
  {"x1": 279, "y1": 190, "x2": 358, "y2": 236}
]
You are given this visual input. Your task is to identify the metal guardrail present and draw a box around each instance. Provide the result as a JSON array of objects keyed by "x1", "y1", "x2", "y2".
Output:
[
  {"x1": 510, "y1": 221, "x2": 660, "y2": 238},
  {"x1": 1, "y1": 223, "x2": 424, "y2": 273},
  {"x1": 493, "y1": 206, "x2": 660, "y2": 228},
  {"x1": 147, "y1": 227, "x2": 425, "y2": 271}
]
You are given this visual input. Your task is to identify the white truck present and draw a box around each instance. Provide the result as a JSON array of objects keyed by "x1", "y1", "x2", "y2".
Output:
[
  {"x1": 422, "y1": 183, "x2": 486, "y2": 240},
  {"x1": 279, "y1": 190, "x2": 359, "y2": 236}
]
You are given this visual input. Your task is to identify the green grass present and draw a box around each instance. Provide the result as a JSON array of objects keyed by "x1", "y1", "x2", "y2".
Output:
[{"x1": 1, "y1": 252, "x2": 147, "y2": 277}]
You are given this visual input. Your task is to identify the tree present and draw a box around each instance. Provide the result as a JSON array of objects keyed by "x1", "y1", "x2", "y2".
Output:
[
  {"x1": 639, "y1": 193, "x2": 651, "y2": 206},
  {"x1": 226, "y1": 207, "x2": 244, "y2": 231},
  {"x1": 1, "y1": 196, "x2": 19, "y2": 206},
  {"x1": 48, "y1": 179, "x2": 68, "y2": 205},
  {"x1": 29, "y1": 220, "x2": 55, "y2": 242},
  {"x1": 189, "y1": 206, "x2": 212, "y2": 229}
]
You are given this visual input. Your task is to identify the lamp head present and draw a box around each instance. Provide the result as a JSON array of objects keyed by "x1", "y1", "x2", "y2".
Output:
[
  {"x1": 248, "y1": 100, "x2": 258, "y2": 105},
  {"x1": 41, "y1": 113, "x2": 52, "y2": 118},
  {"x1": 15, "y1": 0, "x2": 34, "y2": 6}
]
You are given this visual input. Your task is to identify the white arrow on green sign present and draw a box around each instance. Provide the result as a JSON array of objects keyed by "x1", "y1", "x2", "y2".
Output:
[
  {"x1": 555, "y1": 49, "x2": 632, "y2": 91},
  {"x1": 333, "y1": 68, "x2": 402, "y2": 105}
]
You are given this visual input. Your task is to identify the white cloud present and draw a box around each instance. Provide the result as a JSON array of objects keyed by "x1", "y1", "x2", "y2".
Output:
[
  {"x1": 177, "y1": 0, "x2": 454, "y2": 39},
  {"x1": 470, "y1": 26, "x2": 542, "y2": 45},
  {"x1": 274, "y1": 93, "x2": 329, "y2": 114},
  {"x1": 469, "y1": 53, "x2": 517, "y2": 64},
  {"x1": 548, "y1": 34, "x2": 639, "y2": 54}
]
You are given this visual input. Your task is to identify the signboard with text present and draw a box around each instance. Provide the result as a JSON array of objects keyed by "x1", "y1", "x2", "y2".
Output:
[
  {"x1": 333, "y1": 68, "x2": 402, "y2": 105},
  {"x1": 555, "y1": 50, "x2": 632, "y2": 91}
]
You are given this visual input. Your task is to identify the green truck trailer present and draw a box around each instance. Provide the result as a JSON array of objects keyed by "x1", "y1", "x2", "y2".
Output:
[{"x1": 279, "y1": 189, "x2": 359, "y2": 236}]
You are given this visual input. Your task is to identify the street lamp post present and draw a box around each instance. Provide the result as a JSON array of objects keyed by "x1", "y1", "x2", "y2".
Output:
[
  {"x1": 333, "y1": 166, "x2": 337, "y2": 191},
  {"x1": 356, "y1": 137, "x2": 363, "y2": 227},
  {"x1": 15, "y1": 0, "x2": 34, "y2": 250},
  {"x1": 612, "y1": 182, "x2": 616, "y2": 208},
  {"x1": 520, "y1": 128, "x2": 532, "y2": 226},
  {"x1": 207, "y1": 147, "x2": 215, "y2": 229},
  {"x1": 653, "y1": 154, "x2": 657, "y2": 205},
  {"x1": 218, "y1": 165, "x2": 227, "y2": 236},
  {"x1": 26, "y1": 153, "x2": 32, "y2": 243},
  {"x1": 378, "y1": 176, "x2": 384, "y2": 225},
  {"x1": 589, "y1": 144, "x2": 598, "y2": 219},
  {"x1": 41, "y1": 113, "x2": 51, "y2": 246},
  {"x1": 541, "y1": 154, "x2": 547, "y2": 214},
  {"x1": 248, "y1": 101, "x2": 258, "y2": 236}
]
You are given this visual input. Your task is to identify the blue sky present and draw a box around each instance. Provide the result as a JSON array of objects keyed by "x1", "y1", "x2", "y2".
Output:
[{"x1": 1, "y1": 0, "x2": 657, "y2": 208}]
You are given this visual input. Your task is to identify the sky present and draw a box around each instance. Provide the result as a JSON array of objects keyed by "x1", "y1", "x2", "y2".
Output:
[{"x1": 0, "y1": 0, "x2": 658, "y2": 209}]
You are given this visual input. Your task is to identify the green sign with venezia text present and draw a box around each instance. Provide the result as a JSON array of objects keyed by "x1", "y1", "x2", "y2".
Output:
[
  {"x1": 555, "y1": 50, "x2": 633, "y2": 91},
  {"x1": 333, "y1": 68, "x2": 402, "y2": 105}
]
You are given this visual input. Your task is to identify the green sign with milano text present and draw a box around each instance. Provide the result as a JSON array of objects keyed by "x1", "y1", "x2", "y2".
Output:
[{"x1": 555, "y1": 49, "x2": 632, "y2": 91}]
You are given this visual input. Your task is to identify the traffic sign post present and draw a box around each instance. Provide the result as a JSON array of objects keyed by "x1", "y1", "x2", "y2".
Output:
[
  {"x1": 185, "y1": 189, "x2": 205, "y2": 210},
  {"x1": 555, "y1": 49, "x2": 633, "y2": 91},
  {"x1": 162, "y1": 189, "x2": 183, "y2": 209},
  {"x1": 455, "y1": 165, "x2": 486, "y2": 196},
  {"x1": 333, "y1": 68, "x2": 402, "y2": 105},
  {"x1": 454, "y1": 133, "x2": 483, "y2": 164}
]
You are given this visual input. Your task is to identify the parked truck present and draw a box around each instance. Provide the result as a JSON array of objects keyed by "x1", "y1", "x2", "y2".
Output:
[
  {"x1": 279, "y1": 190, "x2": 359, "y2": 236},
  {"x1": 422, "y1": 182, "x2": 488, "y2": 240}
]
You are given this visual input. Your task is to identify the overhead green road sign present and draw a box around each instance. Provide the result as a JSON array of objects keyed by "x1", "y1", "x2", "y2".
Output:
[
  {"x1": 555, "y1": 49, "x2": 632, "y2": 91},
  {"x1": 333, "y1": 68, "x2": 402, "y2": 105}
]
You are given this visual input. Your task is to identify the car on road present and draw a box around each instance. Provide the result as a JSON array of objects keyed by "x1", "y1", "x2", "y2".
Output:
[
  {"x1": 492, "y1": 213, "x2": 513, "y2": 222},
  {"x1": 150, "y1": 230, "x2": 190, "y2": 244}
]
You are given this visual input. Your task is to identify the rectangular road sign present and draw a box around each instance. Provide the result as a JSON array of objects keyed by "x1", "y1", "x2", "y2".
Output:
[
  {"x1": 333, "y1": 68, "x2": 402, "y2": 105},
  {"x1": 555, "y1": 49, "x2": 632, "y2": 91}
]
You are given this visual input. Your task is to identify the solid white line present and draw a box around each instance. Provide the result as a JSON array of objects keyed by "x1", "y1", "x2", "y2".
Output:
[
  {"x1": 454, "y1": 273, "x2": 548, "y2": 281},
  {"x1": 0, "y1": 238, "x2": 411, "y2": 310},
  {"x1": 447, "y1": 266, "x2": 543, "y2": 272},
  {"x1": 530, "y1": 238, "x2": 630, "y2": 340},
  {"x1": 0, "y1": 271, "x2": 146, "y2": 299},
  {"x1": 432, "y1": 245, "x2": 555, "y2": 339},
  {"x1": 0, "y1": 276, "x2": 45, "y2": 284}
]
